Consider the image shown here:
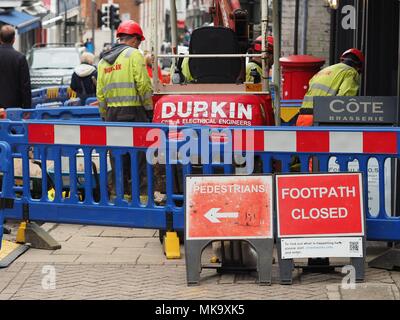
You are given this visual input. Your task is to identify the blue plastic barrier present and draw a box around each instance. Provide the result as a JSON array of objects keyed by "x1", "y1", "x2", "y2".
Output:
[
  {"x1": 31, "y1": 86, "x2": 96, "y2": 107},
  {"x1": 6, "y1": 107, "x2": 101, "y2": 121},
  {"x1": 0, "y1": 121, "x2": 399, "y2": 241},
  {"x1": 64, "y1": 98, "x2": 82, "y2": 106},
  {"x1": 31, "y1": 88, "x2": 47, "y2": 107},
  {"x1": 31, "y1": 86, "x2": 74, "y2": 107},
  {"x1": 35, "y1": 102, "x2": 64, "y2": 108},
  {"x1": 0, "y1": 120, "x2": 183, "y2": 230},
  {"x1": 0, "y1": 140, "x2": 15, "y2": 250},
  {"x1": 85, "y1": 97, "x2": 97, "y2": 105}
]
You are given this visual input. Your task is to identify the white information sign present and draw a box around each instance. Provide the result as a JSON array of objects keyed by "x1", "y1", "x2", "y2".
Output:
[
  {"x1": 281, "y1": 237, "x2": 363, "y2": 259},
  {"x1": 328, "y1": 157, "x2": 392, "y2": 216}
]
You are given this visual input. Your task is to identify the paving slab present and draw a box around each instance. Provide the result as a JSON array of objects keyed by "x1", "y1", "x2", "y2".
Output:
[
  {"x1": 327, "y1": 283, "x2": 400, "y2": 300},
  {"x1": 74, "y1": 226, "x2": 106, "y2": 237},
  {"x1": 74, "y1": 253, "x2": 140, "y2": 264},
  {"x1": 15, "y1": 253, "x2": 80, "y2": 263},
  {"x1": 51, "y1": 247, "x2": 115, "y2": 255},
  {"x1": 1, "y1": 222, "x2": 400, "y2": 300},
  {"x1": 100, "y1": 228, "x2": 157, "y2": 238}
]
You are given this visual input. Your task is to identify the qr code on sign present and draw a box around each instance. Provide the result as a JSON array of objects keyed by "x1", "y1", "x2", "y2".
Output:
[{"x1": 349, "y1": 242, "x2": 359, "y2": 252}]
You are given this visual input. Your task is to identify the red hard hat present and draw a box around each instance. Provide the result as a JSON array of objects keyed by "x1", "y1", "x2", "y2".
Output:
[
  {"x1": 116, "y1": 20, "x2": 145, "y2": 41},
  {"x1": 341, "y1": 48, "x2": 365, "y2": 64},
  {"x1": 253, "y1": 35, "x2": 274, "y2": 53}
]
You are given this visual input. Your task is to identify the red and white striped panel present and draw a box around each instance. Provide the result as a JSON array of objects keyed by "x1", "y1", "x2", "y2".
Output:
[
  {"x1": 28, "y1": 124, "x2": 161, "y2": 148},
  {"x1": 27, "y1": 125, "x2": 398, "y2": 155},
  {"x1": 232, "y1": 130, "x2": 398, "y2": 154}
]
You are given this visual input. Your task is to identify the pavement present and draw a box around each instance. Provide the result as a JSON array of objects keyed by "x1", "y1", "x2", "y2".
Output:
[{"x1": 0, "y1": 221, "x2": 399, "y2": 300}]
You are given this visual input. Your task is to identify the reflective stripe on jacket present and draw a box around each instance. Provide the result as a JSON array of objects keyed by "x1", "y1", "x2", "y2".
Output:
[
  {"x1": 96, "y1": 47, "x2": 153, "y2": 117},
  {"x1": 301, "y1": 62, "x2": 360, "y2": 110},
  {"x1": 246, "y1": 61, "x2": 263, "y2": 83}
]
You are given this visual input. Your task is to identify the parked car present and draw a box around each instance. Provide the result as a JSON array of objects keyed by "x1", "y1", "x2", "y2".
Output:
[{"x1": 27, "y1": 43, "x2": 85, "y2": 89}]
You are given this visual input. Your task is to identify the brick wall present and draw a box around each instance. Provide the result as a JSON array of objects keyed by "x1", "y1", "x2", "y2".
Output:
[{"x1": 281, "y1": 0, "x2": 331, "y2": 64}]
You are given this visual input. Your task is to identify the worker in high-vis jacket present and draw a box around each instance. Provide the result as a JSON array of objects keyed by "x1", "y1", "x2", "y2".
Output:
[
  {"x1": 97, "y1": 20, "x2": 152, "y2": 199},
  {"x1": 97, "y1": 20, "x2": 152, "y2": 121},
  {"x1": 296, "y1": 48, "x2": 364, "y2": 126},
  {"x1": 246, "y1": 35, "x2": 274, "y2": 83}
]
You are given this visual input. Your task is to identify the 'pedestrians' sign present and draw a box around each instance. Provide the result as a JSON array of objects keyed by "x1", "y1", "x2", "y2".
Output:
[{"x1": 185, "y1": 175, "x2": 273, "y2": 240}]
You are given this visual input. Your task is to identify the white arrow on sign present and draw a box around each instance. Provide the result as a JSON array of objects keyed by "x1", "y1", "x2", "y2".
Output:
[{"x1": 204, "y1": 208, "x2": 239, "y2": 223}]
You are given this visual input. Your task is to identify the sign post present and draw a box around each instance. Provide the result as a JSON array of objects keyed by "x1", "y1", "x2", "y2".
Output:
[
  {"x1": 275, "y1": 172, "x2": 366, "y2": 284},
  {"x1": 185, "y1": 175, "x2": 274, "y2": 286}
]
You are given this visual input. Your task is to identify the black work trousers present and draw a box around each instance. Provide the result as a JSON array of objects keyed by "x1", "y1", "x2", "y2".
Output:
[{"x1": 105, "y1": 106, "x2": 150, "y2": 196}]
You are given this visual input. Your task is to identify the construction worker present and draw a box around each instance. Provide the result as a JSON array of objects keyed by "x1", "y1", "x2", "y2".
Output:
[
  {"x1": 96, "y1": 20, "x2": 152, "y2": 200},
  {"x1": 176, "y1": 36, "x2": 274, "y2": 84},
  {"x1": 296, "y1": 48, "x2": 364, "y2": 126},
  {"x1": 246, "y1": 35, "x2": 274, "y2": 83}
]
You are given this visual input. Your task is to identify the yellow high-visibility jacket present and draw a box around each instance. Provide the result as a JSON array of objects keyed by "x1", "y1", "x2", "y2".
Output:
[
  {"x1": 169, "y1": 57, "x2": 194, "y2": 83},
  {"x1": 97, "y1": 45, "x2": 153, "y2": 117},
  {"x1": 181, "y1": 57, "x2": 194, "y2": 82},
  {"x1": 246, "y1": 61, "x2": 263, "y2": 83},
  {"x1": 301, "y1": 62, "x2": 360, "y2": 110}
]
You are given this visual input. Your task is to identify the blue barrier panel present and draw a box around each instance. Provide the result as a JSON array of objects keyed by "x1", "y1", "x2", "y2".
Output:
[
  {"x1": 31, "y1": 86, "x2": 72, "y2": 105},
  {"x1": 57, "y1": 86, "x2": 70, "y2": 101},
  {"x1": 0, "y1": 141, "x2": 15, "y2": 249},
  {"x1": 31, "y1": 88, "x2": 47, "y2": 107},
  {"x1": 31, "y1": 88, "x2": 46, "y2": 100},
  {"x1": 35, "y1": 102, "x2": 64, "y2": 108},
  {"x1": 0, "y1": 120, "x2": 185, "y2": 230},
  {"x1": 6, "y1": 107, "x2": 101, "y2": 121},
  {"x1": 85, "y1": 97, "x2": 97, "y2": 105},
  {"x1": 64, "y1": 98, "x2": 81, "y2": 106},
  {"x1": 32, "y1": 97, "x2": 45, "y2": 108},
  {"x1": 0, "y1": 120, "x2": 399, "y2": 241},
  {"x1": 31, "y1": 86, "x2": 95, "y2": 107}
]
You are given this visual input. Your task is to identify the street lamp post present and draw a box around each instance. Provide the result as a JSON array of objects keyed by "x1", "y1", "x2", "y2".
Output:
[
  {"x1": 57, "y1": 0, "x2": 68, "y2": 43},
  {"x1": 91, "y1": 0, "x2": 96, "y2": 52},
  {"x1": 64, "y1": 0, "x2": 67, "y2": 43}
]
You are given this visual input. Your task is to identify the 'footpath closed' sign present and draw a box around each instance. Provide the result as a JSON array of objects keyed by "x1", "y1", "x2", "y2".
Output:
[{"x1": 276, "y1": 173, "x2": 365, "y2": 237}]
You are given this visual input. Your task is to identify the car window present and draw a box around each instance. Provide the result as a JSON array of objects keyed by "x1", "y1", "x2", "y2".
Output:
[{"x1": 31, "y1": 49, "x2": 81, "y2": 69}]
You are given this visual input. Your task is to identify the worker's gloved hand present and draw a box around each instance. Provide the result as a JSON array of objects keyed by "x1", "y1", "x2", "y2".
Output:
[
  {"x1": 145, "y1": 110, "x2": 154, "y2": 122},
  {"x1": 250, "y1": 68, "x2": 261, "y2": 84}
]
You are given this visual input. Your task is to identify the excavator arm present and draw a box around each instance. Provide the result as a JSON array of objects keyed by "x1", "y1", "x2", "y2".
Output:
[{"x1": 209, "y1": 0, "x2": 249, "y2": 53}]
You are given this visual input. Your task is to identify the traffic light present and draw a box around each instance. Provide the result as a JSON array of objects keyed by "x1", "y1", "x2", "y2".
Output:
[
  {"x1": 110, "y1": 4, "x2": 121, "y2": 29},
  {"x1": 100, "y1": 3, "x2": 110, "y2": 29}
]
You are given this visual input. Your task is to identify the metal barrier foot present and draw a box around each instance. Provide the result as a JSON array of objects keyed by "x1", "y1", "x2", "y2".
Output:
[
  {"x1": 24, "y1": 222, "x2": 61, "y2": 250},
  {"x1": 163, "y1": 231, "x2": 181, "y2": 259},
  {"x1": 368, "y1": 248, "x2": 400, "y2": 270}
]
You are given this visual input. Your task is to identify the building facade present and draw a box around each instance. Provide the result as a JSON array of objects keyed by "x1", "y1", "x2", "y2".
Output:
[
  {"x1": 281, "y1": 0, "x2": 331, "y2": 64},
  {"x1": 0, "y1": 0, "x2": 46, "y2": 53}
]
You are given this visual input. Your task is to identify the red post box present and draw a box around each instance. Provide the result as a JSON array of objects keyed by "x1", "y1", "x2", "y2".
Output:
[{"x1": 280, "y1": 55, "x2": 325, "y2": 100}]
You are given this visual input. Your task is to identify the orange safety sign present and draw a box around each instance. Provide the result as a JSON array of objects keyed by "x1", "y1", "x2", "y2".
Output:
[{"x1": 185, "y1": 175, "x2": 273, "y2": 240}]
